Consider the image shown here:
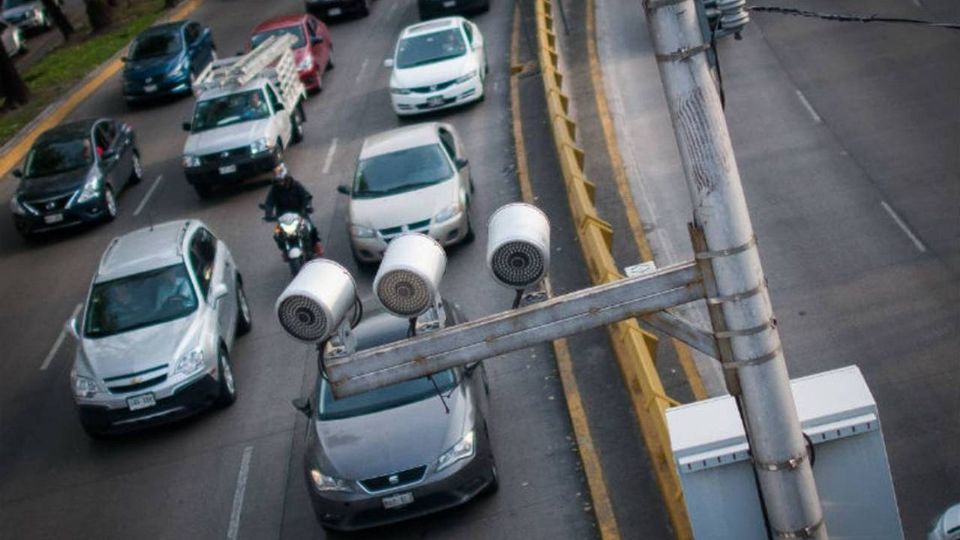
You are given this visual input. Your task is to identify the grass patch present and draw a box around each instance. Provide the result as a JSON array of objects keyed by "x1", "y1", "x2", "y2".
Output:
[{"x1": 0, "y1": 0, "x2": 167, "y2": 145}]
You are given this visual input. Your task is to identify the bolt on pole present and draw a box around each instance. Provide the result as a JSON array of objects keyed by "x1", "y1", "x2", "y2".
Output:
[{"x1": 640, "y1": 0, "x2": 827, "y2": 538}]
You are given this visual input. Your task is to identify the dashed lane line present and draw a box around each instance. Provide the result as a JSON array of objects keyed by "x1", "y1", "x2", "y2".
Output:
[
  {"x1": 226, "y1": 446, "x2": 254, "y2": 540},
  {"x1": 355, "y1": 58, "x2": 369, "y2": 85},
  {"x1": 796, "y1": 89, "x2": 823, "y2": 124},
  {"x1": 322, "y1": 138, "x2": 339, "y2": 175},
  {"x1": 881, "y1": 200, "x2": 927, "y2": 253},
  {"x1": 134, "y1": 175, "x2": 164, "y2": 217},
  {"x1": 40, "y1": 303, "x2": 82, "y2": 371}
]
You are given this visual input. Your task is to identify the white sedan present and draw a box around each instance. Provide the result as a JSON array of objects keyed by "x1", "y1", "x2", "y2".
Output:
[{"x1": 386, "y1": 17, "x2": 487, "y2": 116}]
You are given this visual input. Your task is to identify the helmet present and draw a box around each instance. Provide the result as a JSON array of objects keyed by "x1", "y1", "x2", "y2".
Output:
[{"x1": 273, "y1": 163, "x2": 289, "y2": 182}]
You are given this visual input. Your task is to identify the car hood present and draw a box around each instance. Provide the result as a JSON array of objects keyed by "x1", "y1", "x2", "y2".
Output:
[
  {"x1": 391, "y1": 54, "x2": 475, "y2": 89},
  {"x1": 3, "y1": 4, "x2": 39, "y2": 18},
  {"x1": 17, "y1": 167, "x2": 91, "y2": 199},
  {"x1": 78, "y1": 314, "x2": 200, "y2": 381},
  {"x1": 349, "y1": 178, "x2": 458, "y2": 230},
  {"x1": 123, "y1": 53, "x2": 183, "y2": 81},
  {"x1": 184, "y1": 118, "x2": 272, "y2": 155},
  {"x1": 313, "y1": 384, "x2": 472, "y2": 480}
]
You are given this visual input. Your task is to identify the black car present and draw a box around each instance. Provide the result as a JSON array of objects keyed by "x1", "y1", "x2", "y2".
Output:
[
  {"x1": 305, "y1": 0, "x2": 372, "y2": 20},
  {"x1": 418, "y1": 0, "x2": 489, "y2": 20},
  {"x1": 10, "y1": 119, "x2": 142, "y2": 237},
  {"x1": 299, "y1": 298, "x2": 497, "y2": 531}
]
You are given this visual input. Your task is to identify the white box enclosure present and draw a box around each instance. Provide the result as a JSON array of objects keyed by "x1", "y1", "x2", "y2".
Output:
[{"x1": 666, "y1": 365, "x2": 903, "y2": 539}]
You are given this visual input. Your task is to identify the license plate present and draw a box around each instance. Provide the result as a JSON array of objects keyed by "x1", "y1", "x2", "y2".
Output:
[
  {"x1": 382, "y1": 492, "x2": 414, "y2": 509},
  {"x1": 127, "y1": 393, "x2": 156, "y2": 411},
  {"x1": 427, "y1": 96, "x2": 445, "y2": 107},
  {"x1": 43, "y1": 213, "x2": 63, "y2": 224},
  {"x1": 443, "y1": 0, "x2": 455, "y2": 7},
  {"x1": 144, "y1": 84, "x2": 158, "y2": 93},
  {"x1": 328, "y1": 7, "x2": 342, "y2": 15},
  {"x1": 219, "y1": 164, "x2": 237, "y2": 175}
]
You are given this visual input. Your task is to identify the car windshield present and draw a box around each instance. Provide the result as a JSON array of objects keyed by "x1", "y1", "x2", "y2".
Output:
[
  {"x1": 251, "y1": 25, "x2": 306, "y2": 49},
  {"x1": 191, "y1": 90, "x2": 270, "y2": 132},
  {"x1": 130, "y1": 32, "x2": 182, "y2": 60},
  {"x1": 318, "y1": 369, "x2": 457, "y2": 420},
  {"x1": 353, "y1": 144, "x2": 453, "y2": 198},
  {"x1": 23, "y1": 138, "x2": 92, "y2": 178},
  {"x1": 84, "y1": 264, "x2": 198, "y2": 338},
  {"x1": 395, "y1": 29, "x2": 466, "y2": 69},
  {"x1": 2, "y1": 0, "x2": 34, "y2": 8}
]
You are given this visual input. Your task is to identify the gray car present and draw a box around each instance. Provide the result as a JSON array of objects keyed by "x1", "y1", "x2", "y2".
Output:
[
  {"x1": 1, "y1": 0, "x2": 58, "y2": 33},
  {"x1": 68, "y1": 220, "x2": 252, "y2": 437},
  {"x1": 299, "y1": 299, "x2": 497, "y2": 531}
]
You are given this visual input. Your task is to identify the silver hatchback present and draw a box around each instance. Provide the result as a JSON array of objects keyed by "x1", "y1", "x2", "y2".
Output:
[{"x1": 68, "y1": 220, "x2": 252, "y2": 437}]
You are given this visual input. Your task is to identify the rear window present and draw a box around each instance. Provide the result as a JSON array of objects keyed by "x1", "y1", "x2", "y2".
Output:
[
  {"x1": 251, "y1": 25, "x2": 306, "y2": 49},
  {"x1": 395, "y1": 29, "x2": 466, "y2": 69}
]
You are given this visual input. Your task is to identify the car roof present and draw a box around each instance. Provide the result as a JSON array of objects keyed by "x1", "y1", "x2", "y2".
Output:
[
  {"x1": 401, "y1": 17, "x2": 464, "y2": 38},
  {"x1": 352, "y1": 297, "x2": 460, "y2": 351},
  {"x1": 252, "y1": 14, "x2": 308, "y2": 33},
  {"x1": 360, "y1": 123, "x2": 442, "y2": 159},
  {"x1": 138, "y1": 21, "x2": 187, "y2": 36},
  {"x1": 96, "y1": 220, "x2": 195, "y2": 282},
  {"x1": 36, "y1": 119, "x2": 99, "y2": 143}
]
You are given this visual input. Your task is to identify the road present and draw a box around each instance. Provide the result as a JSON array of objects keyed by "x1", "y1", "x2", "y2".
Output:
[
  {"x1": 594, "y1": 0, "x2": 959, "y2": 537},
  {"x1": 0, "y1": 1, "x2": 600, "y2": 539}
]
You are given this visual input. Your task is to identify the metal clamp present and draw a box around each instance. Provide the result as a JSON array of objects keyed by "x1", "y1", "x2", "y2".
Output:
[
  {"x1": 714, "y1": 318, "x2": 776, "y2": 339},
  {"x1": 655, "y1": 43, "x2": 711, "y2": 63},
  {"x1": 694, "y1": 234, "x2": 757, "y2": 260},
  {"x1": 754, "y1": 450, "x2": 808, "y2": 472},
  {"x1": 705, "y1": 279, "x2": 766, "y2": 305},
  {"x1": 644, "y1": 0, "x2": 687, "y2": 10},
  {"x1": 774, "y1": 518, "x2": 825, "y2": 538},
  {"x1": 721, "y1": 344, "x2": 782, "y2": 370}
]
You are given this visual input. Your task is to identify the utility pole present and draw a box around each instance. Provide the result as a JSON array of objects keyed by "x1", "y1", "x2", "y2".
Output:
[{"x1": 640, "y1": 0, "x2": 827, "y2": 538}]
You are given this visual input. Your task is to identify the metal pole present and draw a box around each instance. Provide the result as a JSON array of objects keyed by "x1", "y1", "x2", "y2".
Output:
[{"x1": 640, "y1": 1, "x2": 827, "y2": 538}]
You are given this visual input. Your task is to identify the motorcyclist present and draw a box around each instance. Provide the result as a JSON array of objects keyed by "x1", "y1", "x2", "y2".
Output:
[{"x1": 262, "y1": 163, "x2": 323, "y2": 258}]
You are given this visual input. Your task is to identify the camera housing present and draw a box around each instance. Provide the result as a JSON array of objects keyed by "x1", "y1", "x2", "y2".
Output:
[
  {"x1": 374, "y1": 233, "x2": 446, "y2": 318},
  {"x1": 275, "y1": 259, "x2": 357, "y2": 343},
  {"x1": 486, "y1": 203, "x2": 550, "y2": 289}
]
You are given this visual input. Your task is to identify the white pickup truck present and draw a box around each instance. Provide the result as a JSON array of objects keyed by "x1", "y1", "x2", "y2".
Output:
[{"x1": 181, "y1": 35, "x2": 307, "y2": 198}]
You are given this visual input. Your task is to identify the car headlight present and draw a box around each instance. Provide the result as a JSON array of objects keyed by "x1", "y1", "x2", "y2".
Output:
[
  {"x1": 297, "y1": 57, "x2": 313, "y2": 71},
  {"x1": 390, "y1": 86, "x2": 412, "y2": 95},
  {"x1": 174, "y1": 348, "x2": 205, "y2": 377},
  {"x1": 183, "y1": 154, "x2": 201, "y2": 168},
  {"x1": 169, "y1": 58, "x2": 190, "y2": 76},
  {"x1": 309, "y1": 469, "x2": 353, "y2": 493},
  {"x1": 75, "y1": 175, "x2": 102, "y2": 204},
  {"x1": 73, "y1": 375, "x2": 103, "y2": 399},
  {"x1": 454, "y1": 69, "x2": 478, "y2": 85},
  {"x1": 250, "y1": 138, "x2": 272, "y2": 154},
  {"x1": 433, "y1": 203, "x2": 462, "y2": 223},
  {"x1": 9, "y1": 196, "x2": 29, "y2": 216},
  {"x1": 436, "y1": 430, "x2": 475, "y2": 472},
  {"x1": 349, "y1": 223, "x2": 376, "y2": 238}
]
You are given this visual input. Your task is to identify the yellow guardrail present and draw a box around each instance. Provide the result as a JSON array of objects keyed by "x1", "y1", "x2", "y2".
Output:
[{"x1": 533, "y1": 1, "x2": 694, "y2": 538}]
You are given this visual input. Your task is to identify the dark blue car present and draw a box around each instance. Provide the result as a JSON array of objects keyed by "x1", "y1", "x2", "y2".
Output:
[{"x1": 122, "y1": 20, "x2": 216, "y2": 104}]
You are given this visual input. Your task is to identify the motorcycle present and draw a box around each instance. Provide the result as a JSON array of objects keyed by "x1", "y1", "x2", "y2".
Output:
[{"x1": 260, "y1": 204, "x2": 319, "y2": 275}]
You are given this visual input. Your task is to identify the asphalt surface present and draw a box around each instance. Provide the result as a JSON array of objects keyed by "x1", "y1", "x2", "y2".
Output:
[
  {"x1": 0, "y1": 1, "x2": 601, "y2": 539},
  {"x1": 594, "y1": 0, "x2": 959, "y2": 537}
]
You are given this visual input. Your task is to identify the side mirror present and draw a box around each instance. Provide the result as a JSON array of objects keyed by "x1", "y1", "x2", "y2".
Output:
[
  {"x1": 257, "y1": 202, "x2": 267, "y2": 211},
  {"x1": 12, "y1": 168, "x2": 22, "y2": 178},
  {"x1": 101, "y1": 149, "x2": 117, "y2": 161},
  {"x1": 291, "y1": 397, "x2": 312, "y2": 417},
  {"x1": 212, "y1": 283, "x2": 229, "y2": 303},
  {"x1": 336, "y1": 185, "x2": 350, "y2": 195},
  {"x1": 383, "y1": 58, "x2": 394, "y2": 68},
  {"x1": 65, "y1": 316, "x2": 80, "y2": 340},
  {"x1": 464, "y1": 361, "x2": 480, "y2": 378},
  {"x1": 182, "y1": 121, "x2": 192, "y2": 132},
  {"x1": 455, "y1": 158, "x2": 469, "y2": 170},
  {"x1": 275, "y1": 102, "x2": 285, "y2": 111}
]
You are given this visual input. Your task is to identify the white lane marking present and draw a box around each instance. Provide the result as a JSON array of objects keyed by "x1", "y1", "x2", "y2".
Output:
[
  {"x1": 41, "y1": 303, "x2": 82, "y2": 371},
  {"x1": 322, "y1": 138, "x2": 339, "y2": 174},
  {"x1": 388, "y1": 1, "x2": 399, "y2": 14},
  {"x1": 226, "y1": 446, "x2": 254, "y2": 540},
  {"x1": 493, "y1": 80, "x2": 500, "y2": 93},
  {"x1": 133, "y1": 175, "x2": 163, "y2": 216},
  {"x1": 355, "y1": 58, "x2": 369, "y2": 85},
  {"x1": 912, "y1": 0, "x2": 922, "y2": 7},
  {"x1": 880, "y1": 200, "x2": 927, "y2": 253},
  {"x1": 795, "y1": 90, "x2": 822, "y2": 124}
]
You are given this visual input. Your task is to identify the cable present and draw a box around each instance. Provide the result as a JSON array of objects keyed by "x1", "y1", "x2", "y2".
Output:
[
  {"x1": 428, "y1": 374, "x2": 451, "y2": 414},
  {"x1": 747, "y1": 5, "x2": 960, "y2": 31},
  {"x1": 407, "y1": 317, "x2": 417, "y2": 338},
  {"x1": 315, "y1": 338, "x2": 331, "y2": 382},
  {"x1": 512, "y1": 288, "x2": 525, "y2": 309}
]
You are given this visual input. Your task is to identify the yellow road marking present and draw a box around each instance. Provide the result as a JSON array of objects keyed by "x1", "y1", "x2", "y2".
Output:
[
  {"x1": 510, "y1": 5, "x2": 621, "y2": 540},
  {"x1": 584, "y1": 0, "x2": 707, "y2": 401},
  {"x1": 0, "y1": 0, "x2": 204, "y2": 177}
]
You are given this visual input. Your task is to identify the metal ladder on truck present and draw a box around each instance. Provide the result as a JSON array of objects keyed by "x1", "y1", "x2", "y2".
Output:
[{"x1": 193, "y1": 34, "x2": 298, "y2": 94}]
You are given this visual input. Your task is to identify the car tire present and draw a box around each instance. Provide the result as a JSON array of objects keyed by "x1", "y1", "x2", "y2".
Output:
[
  {"x1": 358, "y1": 0, "x2": 370, "y2": 17},
  {"x1": 326, "y1": 52, "x2": 334, "y2": 71},
  {"x1": 103, "y1": 186, "x2": 118, "y2": 222},
  {"x1": 194, "y1": 184, "x2": 214, "y2": 199},
  {"x1": 235, "y1": 277, "x2": 252, "y2": 336},
  {"x1": 215, "y1": 347, "x2": 237, "y2": 408},
  {"x1": 129, "y1": 151, "x2": 143, "y2": 184},
  {"x1": 463, "y1": 214, "x2": 475, "y2": 243},
  {"x1": 481, "y1": 457, "x2": 499, "y2": 496},
  {"x1": 80, "y1": 418, "x2": 110, "y2": 439},
  {"x1": 288, "y1": 257, "x2": 303, "y2": 276},
  {"x1": 291, "y1": 112, "x2": 304, "y2": 144},
  {"x1": 351, "y1": 245, "x2": 376, "y2": 271}
]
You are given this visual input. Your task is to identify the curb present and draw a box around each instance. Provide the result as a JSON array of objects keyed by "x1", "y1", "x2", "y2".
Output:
[{"x1": 0, "y1": 0, "x2": 204, "y2": 178}]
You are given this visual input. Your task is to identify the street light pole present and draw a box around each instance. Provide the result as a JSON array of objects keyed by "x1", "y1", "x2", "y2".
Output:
[{"x1": 640, "y1": 0, "x2": 827, "y2": 537}]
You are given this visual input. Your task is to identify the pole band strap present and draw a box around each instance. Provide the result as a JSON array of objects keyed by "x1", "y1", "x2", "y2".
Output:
[
  {"x1": 655, "y1": 43, "x2": 711, "y2": 63},
  {"x1": 722, "y1": 344, "x2": 782, "y2": 370},
  {"x1": 715, "y1": 318, "x2": 776, "y2": 339},
  {"x1": 773, "y1": 518, "x2": 825, "y2": 538},
  {"x1": 694, "y1": 234, "x2": 757, "y2": 260},
  {"x1": 706, "y1": 280, "x2": 766, "y2": 305},
  {"x1": 644, "y1": 0, "x2": 687, "y2": 10},
  {"x1": 755, "y1": 450, "x2": 808, "y2": 472}
]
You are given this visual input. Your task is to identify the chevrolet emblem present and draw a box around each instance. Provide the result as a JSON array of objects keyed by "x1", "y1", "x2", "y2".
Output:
[
  {"x1": 131, "y1": 377, "x2": 142, "y2": 384},
  {"x1": 388, "y1": 474, "x2": 400, "y2": 485},
  {"x1": 46, "y1": 202, "x2": 56, "y2": 210},
  {"x1": 221, "y1": 151, "x2": 230, "y2": 158}
]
